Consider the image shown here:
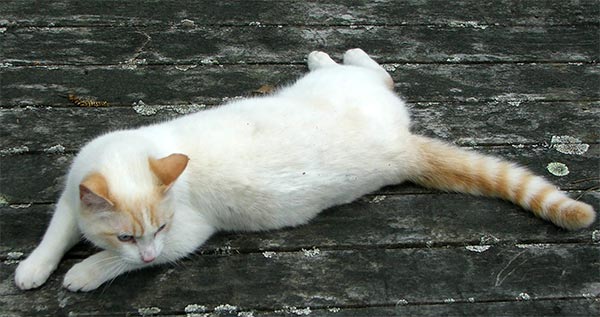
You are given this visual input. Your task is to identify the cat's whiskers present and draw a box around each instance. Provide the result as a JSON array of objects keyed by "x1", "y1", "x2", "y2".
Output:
[
  {"x1": 100, "y1": 262, "x2": 130, "y2": 294},
  {"x1": 86, "y1": 254, "x2": 122, "y2": 268}
]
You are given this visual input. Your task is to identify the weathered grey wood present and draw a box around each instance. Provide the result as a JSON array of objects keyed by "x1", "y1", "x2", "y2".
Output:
[
  {"x1": 0, "y1": 153, "x2": 72, "y2": 204},
  {"x1": 1, "y1": 244, "x2": 598, "y2": 315},
  {"x1": 2, "y1": 1, "x2": 599, "y2": 316},
  {"x1": 410, "y1": 101, "x2": 600, "y2": 145},
  {"x1": 2, "y1": 190, "x2": 598, "y2": 257},
  {"x1": 2, "y1": 64, "x2": 598, "y2": 107},
  {"x1": 1, "y1": 144, "x2": 597, "y2": 204},
  {"x1": 1, "y1": 101, "x2": 598, "y2": 152},
  {"x1": 3, "y1": 25, "x2": 598, "y2": 65},
  {"x1": 0, "y1": 64, "x2": 301, "y2": 107},
  {"x1": 1, "y1": 0, "x2": 598, "y2": 27},
  {"x1": 254, "y1": 299, "x2": 600, "y2": 317},
  {"x1": 0, "y1": 204, "x2": 52, "y2": 256}
]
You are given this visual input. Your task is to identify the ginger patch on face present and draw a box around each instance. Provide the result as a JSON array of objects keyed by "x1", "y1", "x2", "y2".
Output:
[
  {"x1": 78, "y1": 153, "x2": 187, "y2": 250},
  {"x1": 111, "y1": 189, "x2": 166, "y2": 237}
]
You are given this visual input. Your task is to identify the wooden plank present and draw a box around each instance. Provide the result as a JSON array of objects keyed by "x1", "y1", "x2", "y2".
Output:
[
  {"x1": 1, "y1": 101, "x2": 598, "y2": 152},
  {"x1": 2, "y1": 190, "x2": 597, "y2": 257},
  {"x1": 0, "y1": 64, "x2": 300, "y2": 107},
  {"x1": 3, "y1": 25, "x2": 598, "y2": 65},
  {"x1": 1, "y1": 244, "x2": 598, "y2": 315},
  {"x1": 0, "y1": 153, "x2": 72, "y2": 204},
  {"x1": 1, "y1": 63, "x2": 598, "y2": 107},
  {"x1": 1, "y1": 0, "x2": 598, "y2": 27},
  {"x1": 410, "y1": 101, "x2": 600, "y2": 145},
  {"x1": 0, "y1": 205, "x2": 52, "y2": 256},
  {"x1": 256, "y1": 299, "x2": 600, "y2": 317},
  {"x1": 1, "y1": 143, "x2": 597, "y2": 204}
]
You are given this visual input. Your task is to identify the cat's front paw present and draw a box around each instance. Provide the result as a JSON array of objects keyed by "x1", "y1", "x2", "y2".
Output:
[
  {"x1": 63, "y1": 261, "x2": 106, "y2": 292},
  {"x1": 14, "y1": 255, "x2": 58, "y2": 290}
]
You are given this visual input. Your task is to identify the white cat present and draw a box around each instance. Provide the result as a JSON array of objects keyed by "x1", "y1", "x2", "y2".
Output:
[{"x1": 14, "y1": 49, "x2": 596, "y2": 292}]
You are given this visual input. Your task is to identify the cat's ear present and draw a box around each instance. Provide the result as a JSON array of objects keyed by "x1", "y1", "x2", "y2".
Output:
[
  {"x1": 79, "y1": 172, "x2": 114, "y2": 209},
  {"x1": 148, "y1": 153, "x2": 189, "y2": 191}
]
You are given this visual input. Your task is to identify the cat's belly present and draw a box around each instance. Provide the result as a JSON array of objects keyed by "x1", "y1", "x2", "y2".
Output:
[
  {"x1": 177, "y1": 89, "x2": 415, "y2": 231},
  {"x1": 190, "y1": 143, "x2": 415, "y2": 232}
]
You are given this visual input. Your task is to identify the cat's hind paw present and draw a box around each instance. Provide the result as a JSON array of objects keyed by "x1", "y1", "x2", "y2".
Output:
[
  {"x1": 343, "y1": 48, "x2": 393, "y2": 88},
  {"x1": 307, "y1": 51, "x2": 338, "y2": 71},
  {"x1": 14, "y1": 255, "x2": 57, "y2": 290},
  {"x1": 343, "y1": 48, "x2": 376, "y2": 67}
]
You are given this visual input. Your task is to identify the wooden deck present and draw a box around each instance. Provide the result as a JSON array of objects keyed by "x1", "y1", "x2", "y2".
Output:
[{"x1": 1, "y1": 1, "x2": 599, "y2": 316}]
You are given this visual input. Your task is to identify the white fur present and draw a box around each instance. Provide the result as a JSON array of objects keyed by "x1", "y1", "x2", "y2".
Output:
[{"x1": 15, "y1": 49, "x2": 420, "y2": 291}]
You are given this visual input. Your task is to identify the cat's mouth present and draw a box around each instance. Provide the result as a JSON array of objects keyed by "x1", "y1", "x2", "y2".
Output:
[
  {"x1": 120, "y1": 254, "x2": 150, "y2": 265},
  {"x1": 121, "y1": 252, "x2": 161, "y2": 265}
]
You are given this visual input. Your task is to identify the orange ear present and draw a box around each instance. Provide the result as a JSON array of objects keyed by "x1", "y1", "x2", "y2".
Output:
[
  {"x1": 149, "y1": 153, "x2": 189, "y2": 190},
  {"x1": 80, "y1": 172, "x2": 114, "y2": 209}
]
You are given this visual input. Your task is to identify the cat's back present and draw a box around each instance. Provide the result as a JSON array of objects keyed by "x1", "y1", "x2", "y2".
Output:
[{"x1": 174, "y1": 64, "x2": 409, "y2": 139}]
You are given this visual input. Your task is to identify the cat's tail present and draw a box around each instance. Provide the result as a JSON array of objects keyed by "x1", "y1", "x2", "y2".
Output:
[{"x1": 408, "y1": 135, "x2": 596, "y2": 230}]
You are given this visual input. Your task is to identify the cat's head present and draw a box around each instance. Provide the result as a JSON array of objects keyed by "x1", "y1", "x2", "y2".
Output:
[{"x1": 77, "y1": 153, "x2": 189, "y2": 264}]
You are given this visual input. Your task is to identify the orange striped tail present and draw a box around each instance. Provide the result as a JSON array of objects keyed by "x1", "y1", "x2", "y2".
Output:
[{"x1": 409, "y1": 135, "x2": 596, "y2": 230}]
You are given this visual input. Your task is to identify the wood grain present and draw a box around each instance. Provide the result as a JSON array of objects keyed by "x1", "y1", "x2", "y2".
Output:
[
  {"x1": 1, "y1": 244, "x2": 598, "y2": 315},
  {"x1": 1, "y1": 0, "x2": 598, "y2": 27},
  {"x1": 3, "y1": 25, "x2": 597, "y2": 65}
]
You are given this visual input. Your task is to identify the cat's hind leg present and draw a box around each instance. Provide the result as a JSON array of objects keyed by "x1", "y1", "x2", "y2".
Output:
[
  {"x1": 343, "y1": 48, "x2": 394, "y2": 88},
  {"x1": 307, "y1": 51, "x2": 338, "y2": 71}
]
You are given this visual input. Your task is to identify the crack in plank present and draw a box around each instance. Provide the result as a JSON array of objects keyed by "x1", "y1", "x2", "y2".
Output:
[
  {"x1": 123, "y1": 27, "x2": 152, "y2": 65},
  {"x1": 494, "y1": 250, "x2": 530, "y2": 287}
]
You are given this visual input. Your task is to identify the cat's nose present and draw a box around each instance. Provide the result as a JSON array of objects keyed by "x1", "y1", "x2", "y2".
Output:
[
  {"x1": 142, "y1": 254, "x2": 156, "y2": 263},
  {"x1": 140, "y1": 248, "x2": 157, "y2": 263}
]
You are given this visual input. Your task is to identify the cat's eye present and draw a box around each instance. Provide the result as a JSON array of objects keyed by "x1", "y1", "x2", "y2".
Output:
[
  {"x1": 117, "y1": 234, "x2": 135, "y2": 242},
  {"x1": 156, "y1": 224, "x2": 166, "y2": 233}
]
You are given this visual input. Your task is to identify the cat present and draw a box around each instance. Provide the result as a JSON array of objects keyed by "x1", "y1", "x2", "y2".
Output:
[{"x1": 14, "y1": 49, "x2": 596, "y2": 292}]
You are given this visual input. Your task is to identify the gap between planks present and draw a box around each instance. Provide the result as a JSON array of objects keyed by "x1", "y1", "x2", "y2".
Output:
[
  {"x1": 1, "y1": 235, "x2": 597, "y2": 261},
  {"x1": 147, "y1": 295, "x2": 600, "y2": 315},
  {"x1": 2, "y1": 61, "x2": 599, "y2": 67}
]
